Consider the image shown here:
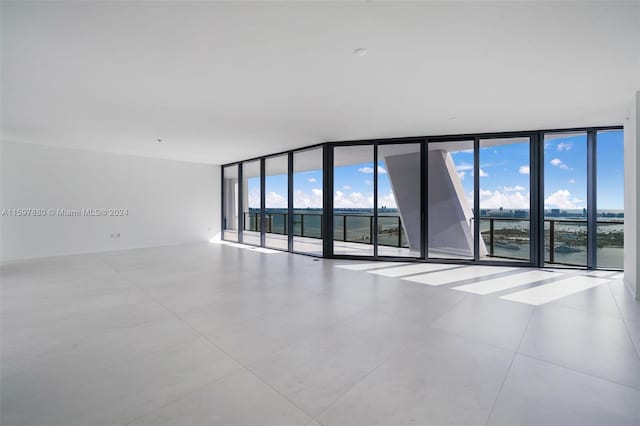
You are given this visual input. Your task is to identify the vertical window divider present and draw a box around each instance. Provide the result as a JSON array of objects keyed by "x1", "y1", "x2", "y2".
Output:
[
  {"x1": 260, "y1": 158, "x2": 266, "y2": 247},
  {"x1": 220, "y1": 167, "x2": 225, "y2": 241},
  {"x1": 323, "y1": 144, "x2": 334, "y2": 258},
  {"x1": 473, "y1": 138, "x2": 480, "y2": 261},
  {"x1": 373, "y1": 143, "x2": 379, "y2": 256},
  {"x1": 287, "y1": 152, "x2": 294, "y2": 252},
  {"x1": 587, "y1": 129, "x2": 597, "y2": 269},
  {"x1": 421, "y1": 140, "x2": 428, "y2": 259},
  {"x1": 530, "y1": 133, "x2": 543, "y2": 267},
  {"x1": 238, "y1": 164, "x2": 244, "y2": 244}
]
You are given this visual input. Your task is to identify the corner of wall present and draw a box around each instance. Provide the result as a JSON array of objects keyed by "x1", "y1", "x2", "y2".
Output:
[{"x1": 623, "y1": 91, "x2": 639, "y2": 299}]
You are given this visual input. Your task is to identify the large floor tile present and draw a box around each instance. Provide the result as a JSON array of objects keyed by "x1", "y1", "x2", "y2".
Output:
[
  {"x1": 431, "y1": 295, "x2": 534, "y2": 350},
  {"x1": 1, "y1": 316, "x2": 201, "y2": 403},
  {"x1": 518, "y1": 304, "x2": 640, "y2": 389},
  {"x1": 1, "y1": 337, "x2": 241, "y2": 426},
  {"x1": 488, "y1": 355, "x2": 640, "y2": 426},
  {"x1": 129, "y1": 368, "x2": 312, "y2": 426},
  {"x1": 318, "y1": 327, "x2": 513, "y2": 426},
  {"x1": 249, "y1": 309, "x2": 426, "y2": 417},
  {"x1": 200, "y1": 296, "x2": 365, "y2": 364}
]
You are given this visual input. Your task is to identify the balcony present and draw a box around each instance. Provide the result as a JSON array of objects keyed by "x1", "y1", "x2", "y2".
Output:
[{"x1": 240, "y1": 212, "x2": 623, "y2": 269}]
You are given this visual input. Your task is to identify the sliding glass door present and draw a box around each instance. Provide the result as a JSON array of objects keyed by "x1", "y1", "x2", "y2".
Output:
[
  {"x1": 478, "y1": 137, "x2": 532, "y2": 263},
  {"x1": 543, "y1": 132, "x2": 587, "y2": 267},
  {"x1": 427, "y1": 140, "x2": 475, "y2": 260},
  {"x1": 242, "y1": 160, "x2": 261, "y2": 246}
]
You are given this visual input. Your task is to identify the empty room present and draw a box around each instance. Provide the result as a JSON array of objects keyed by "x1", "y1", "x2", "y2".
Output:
[{"x1": 1, "y1": 1, "x2": 639, "y2": 425}]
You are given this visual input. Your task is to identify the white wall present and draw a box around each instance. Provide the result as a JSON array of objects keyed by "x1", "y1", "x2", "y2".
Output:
[
  {"x1": 0, "y1": 141, "x2": 220, "y2": 261},
  {"x1": 623, "y1": 91, "x2": 639, "y2": 299}
]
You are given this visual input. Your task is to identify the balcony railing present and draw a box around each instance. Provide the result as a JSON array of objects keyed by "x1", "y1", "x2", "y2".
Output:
[{"x1": 241, "y1": 212, "x2": 623, "y2": 268}]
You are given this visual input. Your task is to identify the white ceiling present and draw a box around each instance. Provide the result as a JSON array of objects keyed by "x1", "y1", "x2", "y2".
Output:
[{"x1": 2, "y1": 1, "x2": 639, "y2": 165}]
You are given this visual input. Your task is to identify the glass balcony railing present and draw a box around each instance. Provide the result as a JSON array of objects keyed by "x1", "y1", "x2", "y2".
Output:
[{"x1": 242, "y1": 212, "x2": 623, "y2": 269}]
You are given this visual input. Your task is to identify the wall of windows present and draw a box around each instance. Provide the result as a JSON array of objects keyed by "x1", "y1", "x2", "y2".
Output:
[{"x1": 221, "y1": 126, "x2": 624, "y2": 270}]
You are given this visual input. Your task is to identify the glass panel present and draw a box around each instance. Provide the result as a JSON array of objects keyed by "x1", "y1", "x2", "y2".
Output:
[
  {"x1": 242, "y1": 160, "x2": 261, "y2": 246},
  {"x1": 293, "y1": 148, "x2": 323, "y2": 255},
  {"x1": 596, "y1": 130, "x2": 624, "y2": 269},
  {"x1": 544, "y1": 132, "x2": 587, "y2": 267},
  {"x1": 377, "y1": 143, "x2": 421, "y2": 257},
  {"x1": 222, "y1": 165, "x2": 239, "y2": 242},
  {"x1": 427, "y1": 140, "x2": 475, "y2": 259},
  {"x1": 333, "y1": 145, "x2": 374, "y2": 256},
  {"x1": 478, "y1": 137, "x2": 531, "y2": 262},
  {"x1": 264, "y1": 155, "x2": 288, "y2": 250}
]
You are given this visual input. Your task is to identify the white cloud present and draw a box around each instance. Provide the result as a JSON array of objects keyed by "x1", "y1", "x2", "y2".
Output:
[
  {"x1": 458, "y1": 171, "x2": 466, "y2": 180},
  {"x1": 479, "y1": 168, "x2": 488, "y2": 177},
  {"x1": 334, "y1": 190, "x2": 373, "y2": 209},
  {"x1": 364, "y1": 179, "x2": 372, "y2": 185},
  {"x1": 247, "y1": 188, "x2": 260, "y2": 209},
  {"x1": 378, "y1": 192, "x2": 397, "y2": 209},
  {"x1": 307, "y1": 177, "x2": 317, "y2": 183},
  {"x1": 294, "y1": 188, "x2": 322, "y2": 208},
  {"x1": 455, "y1": 162, "x2": 474, "y2": 172},
  {"x1": 357, "y1": 166, "x2": 387, "y2": 174},
  {"x1": 519, "y1": 165, "x2": 530, "y2": 175},
  {"x1": 550, "y1": 158, "x2": 570, "y2": 170},
  {"x1": 557, "y1": 142, "x2": 572, "y2": 151},
  {"x1": 478, "y1": 189, "x2": 530, "y2": 209},
  {"x1": 342, "y1": 185, "x2": 352, "y2": 190},
  {"x1": 502, "y1": 185, "x2": 526, "y2": 192},
  {"x1": 544, "y1": 189, "x2": 583, "y2": 209},
  {"x1": 568, "y1": 179, "x2": 576, "y2": 184},
  {"x1": 265, "y1": 191, "x2": 287, "y2": 208}
]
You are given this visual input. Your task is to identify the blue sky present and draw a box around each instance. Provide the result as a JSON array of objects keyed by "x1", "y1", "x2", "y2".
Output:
[{"x1": 248, "y1": 130, "x2": 624, "y2": 211}]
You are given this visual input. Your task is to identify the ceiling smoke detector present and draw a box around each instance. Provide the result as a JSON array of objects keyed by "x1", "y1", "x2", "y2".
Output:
[{"x1": 353, "y1": 48, "x2": 368, "y2": 57}]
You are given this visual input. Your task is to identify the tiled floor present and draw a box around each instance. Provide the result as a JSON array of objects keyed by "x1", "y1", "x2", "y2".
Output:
[{"x1": 1, "y1": 242, "x2": 639, "y2": 426}]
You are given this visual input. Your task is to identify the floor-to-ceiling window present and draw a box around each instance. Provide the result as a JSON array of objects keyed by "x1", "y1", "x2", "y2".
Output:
[
  {"x1": 293, "y1": 147, "x2": 323, "y2": 255},
  {"x1": 333, "y1": 145, "x2": 374, "y2": 256},
  {"x1": 242, "y1": 160, "x2": 262, "y2": 246},
  {"x1": 544, "y1": 132, "x2": 588, "y2": 267},
  {"x1": 596, "y1": 130, "x2": 624, "y2": 269},
  {"x1": 478, "y1": 137, "x2": 532, "y2": 263},
  {"x1": 222, "y1": 164, "x2": 239, "y2": 242},
  {"x1": 427, "y1": 140, "x2": 475, "y2": 260},
  {"x1": 222, "y1": 126, "x2": 622, "y2": 271},
  {"x1": 377, "y1": 143, "x2": 421, "y2": 257},
  {"x1": 264, "y1": 155, "x2": 288, "y2": 250}
]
